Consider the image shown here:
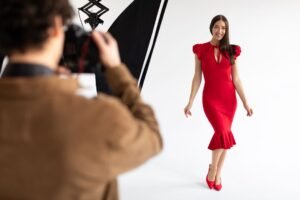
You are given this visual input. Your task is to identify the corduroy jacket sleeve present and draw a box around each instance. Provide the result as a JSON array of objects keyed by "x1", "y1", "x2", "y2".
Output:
[{"x1": 98, "y1": 64, "x2": 163, "y2": 178}]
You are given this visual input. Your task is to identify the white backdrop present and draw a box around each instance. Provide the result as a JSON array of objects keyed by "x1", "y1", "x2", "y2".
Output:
[
  {"x1": 69, "y1": 0, "x2": 300, "y2": 199},
  {"x1": 118, "y1": 0, "x2": 300, "y2": 200}
]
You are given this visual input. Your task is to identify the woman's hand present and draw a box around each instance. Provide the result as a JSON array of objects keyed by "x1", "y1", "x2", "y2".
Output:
[
  {"x1": 243, "y1": 103, "x2": 253, "y2": 117},
  {"x1": 184, "y1": 103, "x2": 192, "y2": 118}
]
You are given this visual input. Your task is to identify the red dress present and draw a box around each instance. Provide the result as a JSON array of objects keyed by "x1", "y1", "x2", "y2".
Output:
[{"x1": 193, "y1": 42, "x2": 241, "y2": 150}]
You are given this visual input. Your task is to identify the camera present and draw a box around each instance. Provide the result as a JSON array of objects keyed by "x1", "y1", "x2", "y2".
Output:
[{"x1": 60, "y1": 24, "x2": 102, "y2": 73}]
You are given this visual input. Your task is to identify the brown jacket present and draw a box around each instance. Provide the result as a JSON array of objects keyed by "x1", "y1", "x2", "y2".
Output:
[{"x1": 0, "y1": 64, "x2": 162, "y2": 200}]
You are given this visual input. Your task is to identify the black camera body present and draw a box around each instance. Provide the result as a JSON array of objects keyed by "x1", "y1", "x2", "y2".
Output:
[{"x1": 60, "y1": 24, "x2": 101, "y2": 73}]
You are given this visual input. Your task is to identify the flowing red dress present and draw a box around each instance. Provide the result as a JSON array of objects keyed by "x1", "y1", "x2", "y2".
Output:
[{"x1": 193, "y1": 42, "x2": 241, "y2": 150}]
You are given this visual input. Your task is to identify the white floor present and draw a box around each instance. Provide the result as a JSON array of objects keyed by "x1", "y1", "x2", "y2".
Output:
[{"x1": 119, "y1": 130, "x2": 300, "y2": 200}]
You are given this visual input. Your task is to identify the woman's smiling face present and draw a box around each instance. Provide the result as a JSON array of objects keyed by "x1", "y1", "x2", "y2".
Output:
[{"x1": 212, "y1": 20, "x2": 226, "y2": 41}]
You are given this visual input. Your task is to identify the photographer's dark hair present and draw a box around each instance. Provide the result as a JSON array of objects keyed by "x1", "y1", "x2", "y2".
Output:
[
  {"x1": 0, "y1": 0, "x2": 74, "y2": 55},
  {"x1": 210, "y1": 15, "x2": 236, "y2": 65}
]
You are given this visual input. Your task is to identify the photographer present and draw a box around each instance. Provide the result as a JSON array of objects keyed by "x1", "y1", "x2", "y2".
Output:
[{"x1": 0, "y1": 1, "x2": 162, "y2": 200}]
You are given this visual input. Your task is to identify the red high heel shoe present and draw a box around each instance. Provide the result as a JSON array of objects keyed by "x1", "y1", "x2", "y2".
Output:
[
  {"x1": 206, "y1": 175, "x2": 215, "y2": 189},
  {"x1": 213, "y1": 178, "x2": 222, "y2": 191},
  {"x1": 206, "y1": 165, "x2": 215, "y2": 189}
]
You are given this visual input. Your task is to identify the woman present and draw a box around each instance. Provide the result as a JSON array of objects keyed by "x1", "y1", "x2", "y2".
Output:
[{"x1": 184, "y1": 15, "x2": 253, "y2": 191}]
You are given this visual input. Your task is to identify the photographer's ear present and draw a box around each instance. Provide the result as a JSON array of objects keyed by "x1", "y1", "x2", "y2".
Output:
[{"x1": 48, "y1": 16, "x2": 64, "y2": 38}]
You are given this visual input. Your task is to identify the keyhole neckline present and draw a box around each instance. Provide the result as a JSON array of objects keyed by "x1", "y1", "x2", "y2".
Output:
[{"x1": 209, "y1": 42, "x2": 219, "y2": 48}]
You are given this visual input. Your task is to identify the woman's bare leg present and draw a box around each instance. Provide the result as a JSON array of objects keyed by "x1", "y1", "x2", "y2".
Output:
[
  {"x1": 208, "y1": 149, "x2": 224, "y2": 181},
  {"x1": 215, "y1": 150, "x2": 227, "y2": 184}
]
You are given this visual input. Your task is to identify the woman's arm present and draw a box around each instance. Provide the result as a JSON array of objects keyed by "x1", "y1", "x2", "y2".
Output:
[
  {"x1": 184, "y1": 55, "x2": 203, "y2": 117},
  {"x1": 231, "y1": 60, "x2": 253, "y2": 116}
]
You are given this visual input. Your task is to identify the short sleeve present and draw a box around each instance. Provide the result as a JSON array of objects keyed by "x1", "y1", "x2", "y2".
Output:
[
  {"x1": 192, "y1": 44, "x2": 203, "y2": 60},
  {"x1": 232, "y1": 45, "x2": 241, "y2": 59}
]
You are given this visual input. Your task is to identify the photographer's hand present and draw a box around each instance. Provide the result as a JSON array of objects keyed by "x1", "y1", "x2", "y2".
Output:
[{"x1": 92, "y1": 31, "x2": 121, "y2": 68}]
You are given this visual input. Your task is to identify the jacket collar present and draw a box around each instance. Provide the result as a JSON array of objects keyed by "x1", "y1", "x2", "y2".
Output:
[
  {"x1": 0, "y1": 63, "x2": 78, "y2": 97},
  {"x1": 1, "y1": 62, "x2": 54, "y2": 77}
]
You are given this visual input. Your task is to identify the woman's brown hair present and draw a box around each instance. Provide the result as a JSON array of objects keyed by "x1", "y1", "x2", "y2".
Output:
[{"x1": 210, "y1": 15, "x2": 236, "y2": 65}]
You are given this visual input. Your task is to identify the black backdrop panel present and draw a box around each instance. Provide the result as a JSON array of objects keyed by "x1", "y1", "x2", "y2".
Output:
[
  {"x1": 0, "y1": 54, "x2": 4, "y2": 72},
  {"x1": 95, "y1": 0, "x2": 168, "y2": 93}
]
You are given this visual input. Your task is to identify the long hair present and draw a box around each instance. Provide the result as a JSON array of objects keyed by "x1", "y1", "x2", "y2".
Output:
[{"x1": 209, "y1": 15, "x2": 235, "y2": 65}]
